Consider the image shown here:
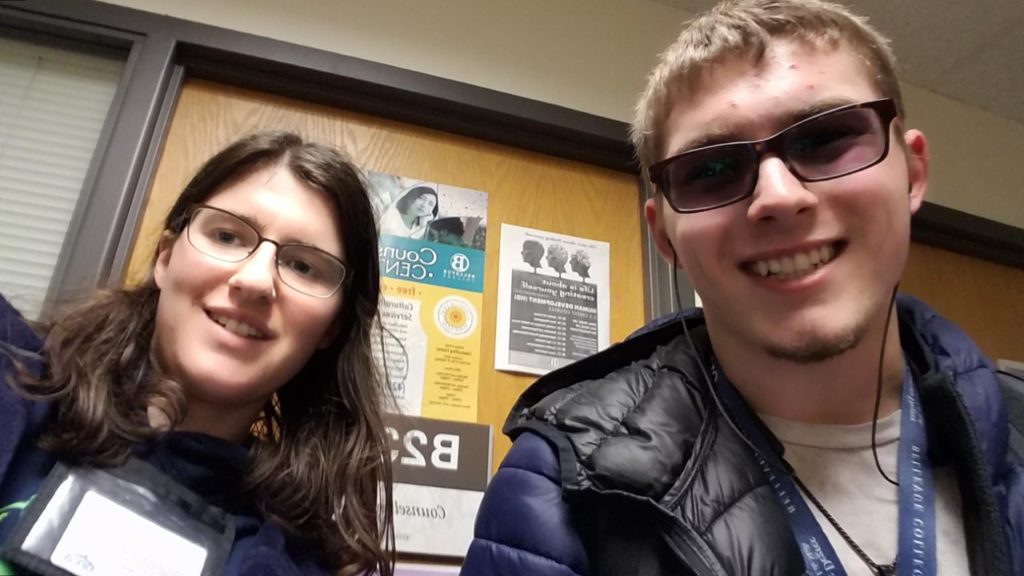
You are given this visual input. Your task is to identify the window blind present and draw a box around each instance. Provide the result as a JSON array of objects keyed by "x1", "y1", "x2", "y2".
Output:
[{"x1": 0, "y1": 36, "x2": 125, "y2": 319}]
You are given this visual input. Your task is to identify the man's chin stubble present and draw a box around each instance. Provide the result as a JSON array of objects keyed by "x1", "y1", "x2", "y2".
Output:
[{"x1": 762, "y1": 325, "x2": 865, "y2": 364}]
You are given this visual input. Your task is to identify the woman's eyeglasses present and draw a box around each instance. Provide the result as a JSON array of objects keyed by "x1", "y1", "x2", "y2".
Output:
[
  {"x1": 649, "y1": 98, "x2": 899, "y2": 213},
  {"x1": 183, "y1": 204, "x2": 348, "y2": 298}
]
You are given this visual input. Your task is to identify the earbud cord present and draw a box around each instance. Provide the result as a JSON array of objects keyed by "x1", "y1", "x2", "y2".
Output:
[
  {"x1": 997, "y1": 369, "x2": 1024, "y2": 385},
  {"x1": 670, "y1": 246, "x2": 900, "y2": 486},
  {"x1": 872, "y1": 285, "x2": 901, "y2": 487},
  {"x1": 670, "y1": 249, "x2": 903, "y2": 573},
  {"x1": 670, "y1": 249, "x2": 789, "y2": 476}
]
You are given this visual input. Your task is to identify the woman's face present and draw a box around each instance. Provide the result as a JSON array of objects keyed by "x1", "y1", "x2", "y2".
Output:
[
  {"x1": 408, "y1": 192, "x2": 437, "y2": 217},
  {"x1": 152, "y1": 165, "x2": 345, "y2": 437}
]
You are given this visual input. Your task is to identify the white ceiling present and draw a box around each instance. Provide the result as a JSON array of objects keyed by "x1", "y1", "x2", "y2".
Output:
[{"x1": 652, "y1": 0, "x2": 1024, "y2": 126}]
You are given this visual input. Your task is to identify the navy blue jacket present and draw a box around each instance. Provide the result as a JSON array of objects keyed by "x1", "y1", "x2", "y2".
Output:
[
  {"x1": 463, "y1": 296, "x2": 1024, "y2": 575},
  {"x1": 0, "y1": 295, "x2": 329, "y2": 575}
]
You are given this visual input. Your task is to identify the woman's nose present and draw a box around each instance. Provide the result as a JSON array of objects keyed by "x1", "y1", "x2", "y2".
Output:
[{"x1": 227, "y1": 241, "x2": 278, "y2": 301}]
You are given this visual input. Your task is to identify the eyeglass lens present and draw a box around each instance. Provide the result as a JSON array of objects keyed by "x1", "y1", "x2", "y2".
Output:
[
  {"x1": 186, "y1": 207, "x2": 346, "y2": 297},
  {"x1": 658, "y1": 104, "x2": 889, "y2": 212}
]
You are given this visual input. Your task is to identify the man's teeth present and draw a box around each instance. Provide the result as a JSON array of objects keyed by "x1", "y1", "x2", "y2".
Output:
[
  {"x1": 752, "y1": 244, "x2": 835, "y2": 279},
  {"x1": 212, "y1": 314, "x2": 265, "y2": 338}
]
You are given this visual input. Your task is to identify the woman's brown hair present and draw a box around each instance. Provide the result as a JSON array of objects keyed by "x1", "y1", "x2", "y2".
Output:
[{"x1": 8, "y1": 131, "x2": 394, "y2": 576}]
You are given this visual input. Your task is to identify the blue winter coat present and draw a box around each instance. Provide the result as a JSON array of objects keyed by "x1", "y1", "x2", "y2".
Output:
[{"x1": 463, "y1": 296, "x2": 1024, "y2": 575}]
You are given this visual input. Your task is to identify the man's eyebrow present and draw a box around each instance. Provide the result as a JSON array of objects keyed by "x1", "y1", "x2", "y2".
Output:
[
  {"x1": 666, "y1": 97, "x2": 861, "y2": 157},
  {"x1": 668, "y1": 128, "x2": 736, "y2": 158}
]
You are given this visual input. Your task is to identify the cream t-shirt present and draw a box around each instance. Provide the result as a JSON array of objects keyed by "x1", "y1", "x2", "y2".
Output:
[{"x1": 759, "y1": 410, "x2": 969, "y2": 575}]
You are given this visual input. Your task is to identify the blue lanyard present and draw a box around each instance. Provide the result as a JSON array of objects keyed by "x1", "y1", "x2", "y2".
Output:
[
  {"x1": 896, "y1": 366, "x2": 936, "y2": 576},
  {"x1": 711, "y1": 362, "x2": 937, "y2": 576}
]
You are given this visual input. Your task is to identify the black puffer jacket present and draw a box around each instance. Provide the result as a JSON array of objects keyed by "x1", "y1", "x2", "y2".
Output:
[
  {"x1": 506, "y1": 323, "x2": 808, "y2": 575},
  {"x1": 462, "y1": 297, "x2": 1023, "y2": 575}
]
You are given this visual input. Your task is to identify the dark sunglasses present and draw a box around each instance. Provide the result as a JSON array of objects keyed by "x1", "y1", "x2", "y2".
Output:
[{"x1": 649, "y1": 98, "x2": 899, "y2": 213}]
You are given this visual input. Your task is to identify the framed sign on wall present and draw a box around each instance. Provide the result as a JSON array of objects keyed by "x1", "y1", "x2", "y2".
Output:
[{"x1": 386, "y1": 414, "x2": 491, "y2": 559}]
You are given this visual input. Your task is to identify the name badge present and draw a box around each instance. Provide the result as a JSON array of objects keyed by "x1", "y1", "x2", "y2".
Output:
[{"x1": 2, "y1": 459, "x2": 233, "y2": 576}]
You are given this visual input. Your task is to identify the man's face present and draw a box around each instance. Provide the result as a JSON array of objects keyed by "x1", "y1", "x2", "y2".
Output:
[{"x1": 645, "y1": 40, "x2": 928, "y2": 363}]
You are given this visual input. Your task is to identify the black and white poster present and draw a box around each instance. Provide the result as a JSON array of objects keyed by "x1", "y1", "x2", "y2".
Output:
[{"x1": 495, "y1": 224, "x2": 610, "y2": 376}]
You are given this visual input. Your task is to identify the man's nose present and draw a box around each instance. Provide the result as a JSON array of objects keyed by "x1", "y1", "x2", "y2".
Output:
[{"x1": 745, "y1": 156, "x2": 819, "y2": 223}]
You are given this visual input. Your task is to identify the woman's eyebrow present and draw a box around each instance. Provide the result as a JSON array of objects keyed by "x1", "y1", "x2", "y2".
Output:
[
  {"x1": 221, "y1": 209, "x2": 265, "y2": 232},
  {"x1": 229, "y1": 210, "x2": 339, "y2": 255},
  {"x1": 280, "y1": 238, "x2": 331, "y2": 251}
]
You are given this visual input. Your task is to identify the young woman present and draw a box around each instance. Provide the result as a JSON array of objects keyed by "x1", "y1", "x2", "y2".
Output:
[
  {"x1": 378, "y1": 185, "x2": 439, "y2": 240},
  {"x1": 0, "y1": 131, "x2": 395, "y2": 576}
]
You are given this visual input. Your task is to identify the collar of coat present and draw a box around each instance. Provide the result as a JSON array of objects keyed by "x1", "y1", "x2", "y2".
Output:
[{"x1": 506, "y1": 294, "x2": 1010, "y2": 497}]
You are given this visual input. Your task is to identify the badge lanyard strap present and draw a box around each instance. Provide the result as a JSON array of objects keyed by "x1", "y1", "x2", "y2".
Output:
[
  {"x1": 895, "y1": 366, "x2": 936, "y2": 576},
  {"x1": 711, "y1": 363, "x2": 937, "y2": 576}
]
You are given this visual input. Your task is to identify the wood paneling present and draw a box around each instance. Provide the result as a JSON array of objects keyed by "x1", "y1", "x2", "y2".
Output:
[
  {"x1": 124, "y1": 79, "x2": 647, "y2": 470},
  {"x1": 902, "y1": 242, "x2": 1024, "y2": 361}
]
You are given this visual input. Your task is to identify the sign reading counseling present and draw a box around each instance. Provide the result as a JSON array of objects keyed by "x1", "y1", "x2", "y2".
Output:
[
  {"x1": 386, "y1": 414, "x2": 491, "y2": 558},
  {"x1": 368, "y1": 171, "x2": 488, "y2": 422}
]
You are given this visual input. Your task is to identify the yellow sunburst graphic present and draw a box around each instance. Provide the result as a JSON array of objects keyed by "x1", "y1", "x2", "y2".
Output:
[
  {"x1": 433, "y1": 296, "x2": 476, "y2": 338},
  {"x1": 445, "y1": 306, "x2": 467, "y2": 328}
]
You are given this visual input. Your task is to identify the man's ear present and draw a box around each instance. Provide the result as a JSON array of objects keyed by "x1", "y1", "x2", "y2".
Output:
[
  {"x1": 903, "y1": 129, "x2": 929, "y2": 215},
  {"x1": 153, "y1": 231, "x2": 177, "y2": 290},
  {"x1": 644, "y1": 196, "x2": 678, "y2": 266}
]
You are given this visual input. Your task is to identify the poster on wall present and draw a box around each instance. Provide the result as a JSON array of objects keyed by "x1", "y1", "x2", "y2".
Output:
[
  {"x1": 494, "y1": 224, "x2": 610, "y2": 376},
  {"x1": 386, "y1": 414, "x2": 491, "y2": 559},
  {"x1": 368, "y1": 171, "x2": 488, "y2": 422}
]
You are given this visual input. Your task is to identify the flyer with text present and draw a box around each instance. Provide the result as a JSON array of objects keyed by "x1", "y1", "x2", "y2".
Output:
[
  {"x1": 495, "y1": 224, "x2": 609, "y2": 376},
  {"x1": 368, "y1": 171, "x2": 487, "y2": 422}
]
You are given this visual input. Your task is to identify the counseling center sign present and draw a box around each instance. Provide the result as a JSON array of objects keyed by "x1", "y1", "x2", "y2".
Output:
[
  {"x1": 386, "y1": 414, "x2": 491, "y2": 558},
  {"x1": 368, "y1": 171, "x2": 487, "y2": 422}
]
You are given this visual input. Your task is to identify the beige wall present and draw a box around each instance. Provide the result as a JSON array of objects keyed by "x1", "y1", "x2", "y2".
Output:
[
  {"x1": 100, "y1": 0, "x2": 683, "y2": 121},
  {"x1": 904, "y1": 84, "x2": 1024, "y2": 229},
  {"x1": 100, "y1": 0, "x2": 1024, "y2": 229}
]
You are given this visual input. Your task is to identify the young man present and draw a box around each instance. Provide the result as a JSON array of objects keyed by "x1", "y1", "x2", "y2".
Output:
[{"x1": 462, "y1": 1, "x2": 1024, "y2": 575}]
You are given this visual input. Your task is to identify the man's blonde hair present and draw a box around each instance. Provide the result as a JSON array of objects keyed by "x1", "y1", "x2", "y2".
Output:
[{"x1": 631, "y1": 0, "x2": 902, "y2": 173}]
